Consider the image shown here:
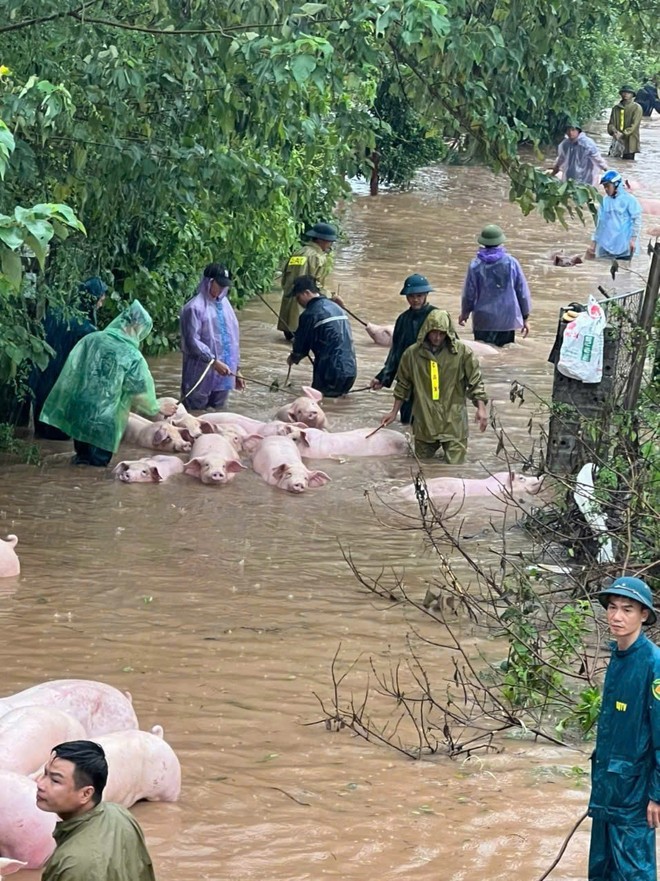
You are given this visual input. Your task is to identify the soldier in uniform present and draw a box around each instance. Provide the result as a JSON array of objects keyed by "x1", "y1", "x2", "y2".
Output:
[{"x1": 277, "y1": 222, "x2": 338, "y2": 339}]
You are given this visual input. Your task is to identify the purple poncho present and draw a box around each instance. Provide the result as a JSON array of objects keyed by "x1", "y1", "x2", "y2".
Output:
[
  {"x1": 180, "y1": 277, "x2": 240, "y2": 399},
  {"x1": 460, "y1": 247, "x2": 532, "y2": 332}
]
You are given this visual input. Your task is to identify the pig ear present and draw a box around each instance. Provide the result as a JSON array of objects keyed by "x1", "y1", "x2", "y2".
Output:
[
  {"x1": 272, "y1": 464, "x2": 288, "y2": 480},
  {"x1": 199, "y1": 420, "x2": 215, "y2": 434},
  {"x1": 149, "y1": 465, "x2": 164, "y2": 483},
  {"x1": 242, "y1": 434, "x2": 263, "y2": 455},
  {"x1": 298, "y1": 429, "x2": 310, "y2": 447},
  {"x1": 302, "y1": 386, "x2": 323, "y2": 402},
  {"x1": 183, "y1": 458, "x2": 202, "y2": 478},
  {"x1": 152, "y1": 426, "x2": 169, "y2": 446},
  {"x1": 112, "y1": 461, "x2": 129, "y2": 475},
  {"x1": 179, "y1": 427, "x2": 194, "y2": 443},
  {"x1": 286, "y1": 407, "x2": 297, "y2": 421},
  {"x1": 308, "y1": 470, "x2": 331, "y2": 487},
  {"x1": 227, "y1": 459, "x2": 247, "y2": 473},
  {"x1": 0, "y1": 858, "x2": 29, "y2": 875}
]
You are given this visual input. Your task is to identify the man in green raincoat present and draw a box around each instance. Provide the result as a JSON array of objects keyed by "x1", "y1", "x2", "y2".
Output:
[
  {"x1": 277, "y1": 222, "x2": 337, "y2": 339},
  {"x1": 607, "y1": 85, "x2": 643, "y2": 159},
  {"x1": 379, "y1": 310, "x2": 488, "y2": 462},
  {"x1": 37, "y1": 740, "x2": 156, "y2": 881},
  {"x1": 589, "y1": 577, "x2": 660, "y2": 881},
  {"x1": 40, "y1": 300, "x2": 175, "y2": 466}
]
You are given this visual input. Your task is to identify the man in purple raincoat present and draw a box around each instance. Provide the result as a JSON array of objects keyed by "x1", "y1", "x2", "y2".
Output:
[
  {"x1": 179, "y1": 263, "x2": 244, "y2": 409},
  {"x1": 459, "y1": 225, "x2": 532, "y2": 347}
]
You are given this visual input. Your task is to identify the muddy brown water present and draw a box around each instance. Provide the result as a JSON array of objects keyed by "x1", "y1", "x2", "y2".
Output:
[{"x1": 2, "y1": 120, "x2": 660, "y2": 880}]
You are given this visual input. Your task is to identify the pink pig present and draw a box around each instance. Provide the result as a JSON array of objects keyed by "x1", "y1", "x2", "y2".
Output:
[
  {"x1": 0, "y1": 858, "x2": 28, "y2": 876},
  {"x1": 248, "y1": 436, "x2": 331, "y2": 493},
  {"x1": 0, "y1": 536, "x2": 19, "y2": 578},
  {"x1": 0, "y1": 706, "x2": 86, "y2": 775},
  {"x1": 0, "y1": 771, "x2": 56, "y2": 868},
  {"x1": 274, "y1": 387, "x2": 328, "y2": 429},
  {"x1": 112, "y1": 455, "x2": 185, "y2": 483},
  {"x1": 299, "y1": 427, "x2": 409, "y2": 459},
  {"x1": 365, "y1": 323, "x2": 394, "y2": 347},
  {"x1": 183, "y1": 434, "x2": 246, "y2": 485},
  {"x1": 95, "y1": 725, "x2": 181, "y2": 806},
  {"x1": 200, "y1": 412, "x2": 305, "y2": 438},
  {"x1": 397, "y1": 471, "x2": 543, "y2": 503},
  {"x1": 123, "y1": 413, "x2": 193, "y2": 453},
  {"x1": 0, "y1": 679, "x2": 138, "y2": 736}
]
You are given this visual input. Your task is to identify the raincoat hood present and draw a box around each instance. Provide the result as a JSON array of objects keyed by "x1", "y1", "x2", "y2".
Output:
[
  {"x1": 417, "y1": 309, "x2": 459, "y2": 345},
  {"x1": 105, "y1": 300, "x2": 153, "y2": 348},
  {"x1": 477, "y1": 245, "x2": 507, "y2": 264}
]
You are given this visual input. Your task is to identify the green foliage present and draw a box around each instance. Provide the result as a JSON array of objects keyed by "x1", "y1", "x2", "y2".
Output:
[{"x1": 0, "y1": 423, "x2": 41, "y2": 464}]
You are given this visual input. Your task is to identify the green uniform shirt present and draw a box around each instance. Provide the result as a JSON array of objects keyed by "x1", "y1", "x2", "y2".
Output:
[
  {"x1": 277, "y1": 241, "x2": 330, "y2": 334},
  {"x1": 42, "y1": 802, "x2": 156, "y2": 881},
  {"x1": 607, "y1": 100, "x2": 643, "y2": 155},
  {"x1": 393, "y1": 310, "x2": 487, "y2": 444}
]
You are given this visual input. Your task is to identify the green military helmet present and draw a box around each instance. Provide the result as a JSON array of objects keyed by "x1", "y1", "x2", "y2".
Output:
[
  {"x1": 477, "y1": 224, "x2": 506, "y2": 247},
  {"x1": 305, "y1": 222, "x2": 338, "y2": 242},
  {"x1": 597, "y1": 576, "x2": 657, "y2": 626},
  {"x1": 400, "y1": 273, "x2": 434, "y2": 296}
]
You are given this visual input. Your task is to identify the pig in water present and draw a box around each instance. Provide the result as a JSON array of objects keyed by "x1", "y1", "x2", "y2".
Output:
[
  {"x1": 551, "y1": 251, "x2": 584, "y2": 267},
  {"x1": 274, "y1": 386, "x2": 328, "y2": 429},
  {"x1": 0, "y1": 772, "x2": 56, "y2": 868},
  {"x1": 0, "y1": 859, "x2": 28, "y2": 876},
  {"x1": 0, "y1": 536, "x2": 19, "y2": 578},
  {"x1": 201, "y1": 411, "x2": 305, "y2": 438},
  {"x1": 112, "y1": 455, "x2": 185, "y2": 483},
  {"x1": 248, "y1": 436, "x2": 330, "y2": 493},
  {"x1": 96, "y1": 725, "x2": 181, "y2": 806},
  {"x1": 0, "y1": 706, "x2": 86, "y2": 775},
  {"x1": 365, "y1": 322, "x2": 394, "y2": 347},
  {"x1": 299, "y1": 427, "x2": 409, "y2": 459},
  {"x1": 0, "y1": 679, "x2": 138, "y2": 736},
  {"x1": 397, "y1": 471, "x2": 543, "y2": 504},
  {"x1": 183, "y1": 434, "x2": 246, "y2": 485},
  {"x1": 123, "y1": 413, "x2": 193, "y2": 453}
]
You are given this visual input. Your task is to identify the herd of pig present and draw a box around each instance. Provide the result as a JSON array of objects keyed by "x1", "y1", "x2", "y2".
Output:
[{"x1": 0, "y1": 679, "x2": 180, "y2": 875}]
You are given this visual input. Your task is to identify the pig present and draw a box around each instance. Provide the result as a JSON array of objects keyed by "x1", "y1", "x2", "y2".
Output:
[
  {"x1": 112, "y1": 455, "x2": 185, "y2": 483},
  {"x1": 201, "y1": 412, "x2": 307, "y2": 437},
  {"x1": 0, "y1": 772, "x2": 56, "y2": 868},
  {"x1": 462, "y1": 338, "x2": 501, "y2": 356},
  {"x1": 0, "y1": 680, "x2": 138, "y2": 736},
  {"x1": 0, "y1": 706, "x2": 86, "y2": 775},
  {"x1": 0, "y1": 536, "x2": 19, "y2": 578},
  {"x1": 123, "y1": 413, "x2": 193, "y2": 453},
  {"x1": 0, "y1": 859, "x2": 28, "y2": 876},
  {"x1": 649, "y1": 226, "x2": 660, "y2": 238},
  {"x1": 95, "y1": 725, "x2": 181, "y2": 806},
  {"x1": 551, "y1": 251, "x2": 584, "y2": 267},
  {"x1": 274, "y1": 386, "x2": 328, "y2": 429},
  {"x1": 249, "y1": 436, "x2": 331, "y2": 493},
  {"x1": 365, "y1": 322, "x2": 394, "y2": 347},
  {"x1": 183, "y1": 434, "x2": 246, "y2": 485},
  {"x1": 397, "y1": 471, "x2": 543, "y2": 503},
  {"x1": 211, "y1": 423, "x2": 249, "y2": 452},
  {"x1": 299, "y1": 427, "x2": 409, "y2": 459}
]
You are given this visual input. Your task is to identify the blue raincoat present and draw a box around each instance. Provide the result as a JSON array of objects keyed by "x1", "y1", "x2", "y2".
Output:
[
  {"x1": 592, "y1": 189, "x2": 642, "y2": 260},
  {"x1": 290, "y1": 295, "x2": 357, "y2": 397},
  {"x1": 588, "y1": 632, "x2": 660, "y2": 880},
  {"x1": 461, "y1": 246, "x2": 531, "y2": 333}
]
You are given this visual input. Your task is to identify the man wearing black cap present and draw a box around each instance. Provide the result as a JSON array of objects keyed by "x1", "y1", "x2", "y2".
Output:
[
  {"x1": 286, "y1": 275, "x2": 357, "y2": 397},
  {"x1": 607, "y1": 86, "x2": 643, "y2": 160},
  {"x1": 588, "y1": 576, "x2": 660, "y2": 881},
  {"x1": 277, "y1": 222, "x2": 338, "y2": 339},
  {"x1": 370, "y1": 274, "x2": 437, "y2": 424}
]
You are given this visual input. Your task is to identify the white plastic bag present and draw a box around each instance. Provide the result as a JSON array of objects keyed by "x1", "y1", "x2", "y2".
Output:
[{"x1": 557, "y1": 295, "x2": 606, "y2": 383}]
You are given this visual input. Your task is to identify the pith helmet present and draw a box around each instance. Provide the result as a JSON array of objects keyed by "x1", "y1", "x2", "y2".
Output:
[
  {"x1": 400, "y1": 273, "x2": 434, "y2": 296},
  {"x1": 619, "y1": 84, "x2": 636, "y2": 95},
  {"x1": 597, "y1": 576, "x2": 657, "y2": 626},
  {"x1": 477, "y1": 224, "x2": 506, "y2": 247},
  {"x1": 305, "y1": 222, "x2": 338, "y2": 242}
]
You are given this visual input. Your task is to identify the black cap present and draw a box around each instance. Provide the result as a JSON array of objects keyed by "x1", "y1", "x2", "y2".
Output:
[
  {"x1": 288, "y1": 275, "x2": 320, "y2": 298},
  {"x1": 203, "y1": 263, "x2": 233, "y2": 287}
]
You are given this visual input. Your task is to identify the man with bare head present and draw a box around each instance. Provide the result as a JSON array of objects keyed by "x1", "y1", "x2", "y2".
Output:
[{"x1": 37, "y1": 740, "x2": 156, "y2": 881}]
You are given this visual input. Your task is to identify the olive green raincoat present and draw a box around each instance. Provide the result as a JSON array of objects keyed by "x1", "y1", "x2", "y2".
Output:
[
  {"x1": 40, "y1": 300, "x2": 160, "y2": 453},
  {"x1": 277, "y1": 241, "x2": 330, "y2": 334},
  {"x1": 42, "y1": 802, "x2": 156, "y2": 881},
  {"x1": 607, "y1": 100, "x2": 643, "y2": 155},
  {"x1": 393, "y1": 310, "x2": 487, "y2": 445}
]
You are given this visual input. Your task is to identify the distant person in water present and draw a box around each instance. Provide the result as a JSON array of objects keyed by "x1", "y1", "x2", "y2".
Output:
[
  {"x1": 550, "y1": 123, "x2": 608, "y2": 186},
  {"x1": 607, "y1": 85, "x2": 643, "y2": 160},
  {"x1": 459, "y1": 225, "x2": 531, "y2": 347}
]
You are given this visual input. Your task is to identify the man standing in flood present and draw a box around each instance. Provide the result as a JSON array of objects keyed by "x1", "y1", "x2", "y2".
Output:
[
  {"x1": 459, "y1": 225, "x2": 531, "y2": 347},
  {"x1": 277, "y1": 223, "x2": 337, "y2": 339},
  {"x1": 588, "y1": 577, "x2": 660, "y2": 881},
  {"x1": 607, "y1": 86, "x2": 643, "y2": 160},
  {"x1": 37, "y1": 740, "x2": 156, "y2": 880},
  {"x1": 550, "y1": 123, "x2": 608, "y2": 186},
  {"x1": 586, "y1": 170, "x2": 642, "y2": 262}
]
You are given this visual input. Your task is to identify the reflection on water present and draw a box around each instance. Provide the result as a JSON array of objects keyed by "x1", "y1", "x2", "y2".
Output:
[{"x1": 4, "y1": 118, "x2": 660, "y2": 880}]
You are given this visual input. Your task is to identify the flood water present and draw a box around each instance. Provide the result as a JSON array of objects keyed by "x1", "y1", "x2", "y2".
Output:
[{"x1": 2, "y1": 119, "x2": 660, "y2": 880}]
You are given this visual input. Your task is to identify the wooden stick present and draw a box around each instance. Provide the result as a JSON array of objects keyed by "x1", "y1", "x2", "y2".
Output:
[{"x1": 365, "y1": 424, "x2": 386, "y2": 439}]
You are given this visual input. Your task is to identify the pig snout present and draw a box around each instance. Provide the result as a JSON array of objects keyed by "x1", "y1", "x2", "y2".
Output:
[{"x1": 203, "y1": 469, "x2": 227, "y2": 484}]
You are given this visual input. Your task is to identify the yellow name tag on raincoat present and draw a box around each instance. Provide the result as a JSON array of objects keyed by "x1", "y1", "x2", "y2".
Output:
[
  {"x1": 288, "y1": 256, "x2": 306, "y2": 266},
  {"x1": 430, "y1": 361, "x2": 440, "y2": 400}
]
